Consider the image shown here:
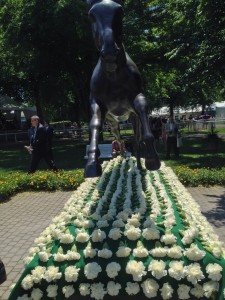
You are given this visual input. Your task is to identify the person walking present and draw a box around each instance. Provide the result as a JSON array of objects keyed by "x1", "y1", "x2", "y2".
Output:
[
  {"x1": 165, "y1": 115, "x2": 179, "y2": 159},
  {"x1": 25, "y1": 116, "x2": 58, "y2": 173}
]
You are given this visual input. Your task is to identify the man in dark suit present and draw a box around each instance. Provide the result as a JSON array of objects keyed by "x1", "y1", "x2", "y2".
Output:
[{"x1": 25, "y1": 116, "x2": 58, "y2": 173}]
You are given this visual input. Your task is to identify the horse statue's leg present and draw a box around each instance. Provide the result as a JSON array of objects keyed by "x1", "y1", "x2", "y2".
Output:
[
  {"x1": 130, "y1": 113, "x2": 142, "y2": 169},
  {"x1": 84, "y1": 99, "x2": 103, "y2": 178},
  {"x1": 133, "y1": 93, "x2": 161, "y2": 171}
]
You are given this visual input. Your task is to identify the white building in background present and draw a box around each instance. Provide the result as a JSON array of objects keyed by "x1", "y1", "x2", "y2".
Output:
[{"x1": 151, "y1": 102, "x2": 225, "y2": 119}]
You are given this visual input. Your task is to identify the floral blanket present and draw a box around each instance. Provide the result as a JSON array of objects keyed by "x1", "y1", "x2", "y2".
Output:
[{"x1": 9, "y1": 157, "x2": 225, "y2": 300}]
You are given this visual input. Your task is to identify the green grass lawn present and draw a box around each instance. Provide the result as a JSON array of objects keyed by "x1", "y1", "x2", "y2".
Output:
[{"x1": 0, "y1": 140, "x2": 87, "y2": 172}]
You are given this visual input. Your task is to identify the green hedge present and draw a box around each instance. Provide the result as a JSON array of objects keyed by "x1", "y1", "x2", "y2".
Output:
[{"x1": 0, "y1": 169, "x2": 84, "y2": 202}]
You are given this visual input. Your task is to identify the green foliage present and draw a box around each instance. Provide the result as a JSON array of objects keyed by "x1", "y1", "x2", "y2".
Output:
[
  {"x1": 0, "y1": 169, "x2": 84, "y2": 202},
  {"x1": 174, "y1": 165, "x2": 225, "y2": 187}
]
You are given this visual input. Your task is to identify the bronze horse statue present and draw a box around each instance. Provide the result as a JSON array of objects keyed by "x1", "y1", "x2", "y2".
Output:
[{"x1": 85, "y1": 0, "x2": 160, "y2": 178}]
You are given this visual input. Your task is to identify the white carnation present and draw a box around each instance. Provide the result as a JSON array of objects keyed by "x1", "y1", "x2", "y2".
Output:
[
  {"x1": 133, "y1": 242, "x2": 148, "y2": 258},
  {"x1": 91, "y1": 229, "x2": 106, "y2": 242},
  {"x1": 53, "y1": 253, "x2": 66, "y2": 262},
  {"x1": 167, "y1": 246, "x2": 183, "y2": 259},
  {"x1": 177, "y1": 284, "x2": 191, "y2": 299},
  {"x1": 190, "y1": 284, "x2": 204, "y2": 298},
  {"x1": 31, "y1": 288, "x2": 43, "y2": 300},
  {"x1": 184, "y1": 244, "x2": 206, "y2": 261},
  {"x1": 91, "y1": 283, "x2": 107, "y2": 300},
  {"x1": 66, "y1": 250, "x2": 81, "y2": 261},
  {"x1": 84, "y1": 262, "x2": 102, "y2": 280},
  {"x1": 206, "y1": 263, "x2": 222, "y2": 281},
  {"x1": 83, "y1": 243, "x2": 97, "y2": 258},
  {"x1": 44, "y1": 266, "x2": 62, "y2": 282},
  {"x1": 17, "y1": 295, "x2": 30, "y2": 299},
  {"x1": 76, "y1": 230, "x2": 90, "y2": 243},
  {"x1": 124, "y1": 226, "x2": 141, "y2": 240},
  {"x1": 62, "y1": 285, "x2": 75, "y2": 298},
  {"x1": 107, "y1": 281, "x2": 121, "y2": 296},
  {"x1": 106, "y1": 262, "x2": 121, "y2": 278},
  {"x1": 60, "y1": 233, "x2": 74, "y2": 244},
  {"x1": 125, "y1": 282, "x2": 140, "y2": 295},
  {"x1": 203, "y1": 281, "x2": 219, "y2": 298},
  {"x1": 148, "y1": 259, "x2": 167, "y2": 279},
  {"x1": 150, "y1": 247, "x2": 167, "y2": 257},
  {"x1": 98, "y1": 248, "x2": 113, "y2": 259},
  {"x1": 168, "y1": 261, "x2": 186, "y2": 281},
  {"x1": 38, "y1": 251, "x2": 50, "y2": 262},
  {"x1": 21, "y1": 275, "x2": 33, "y2": 290},
  {"x1": 108, "y1": 228, "x2": 122, "y2": 240},
  {"x1": 46, "y1": 284, "x2": 58, "y2": 297},
  {"x1": 141, "y1": 279, "x2": 159, "y2": 298},
  {"x1": 142, "y1": 228, "x2": 160, "y2": 240},
  {"x1": 65, "y1": 266, "x2": 80, "y2": 282},
  {"x1": 116, "y1": 246, "x2": 131, "y2": 257},
  {"x1": 96, "y1": 220, "x2": 109, "y2": 228},
  {"x1": 31, "y1": 266, "x2": 46, "y2": 284},
  {"x1": 112, "y1": 219, "x2": 125, "y2": 228},
  {"x1": 185, "y1": 263, "x2": 204, "y2": 285},
  {"x1": 160, "y1": 233, "x2": 177, "y2": 245},
  {"x1": 79, "y1": 283, "x2": 91, "y2": 296},
  {"x1": 160, "y1": 283, "x2": 174, "y2": 300},
  {"x1": 126, "y1": 260, "x2": 146, "y2": 281}
]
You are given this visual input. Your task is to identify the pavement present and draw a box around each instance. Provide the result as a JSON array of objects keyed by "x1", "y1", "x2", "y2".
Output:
[{"x1": 0, "y1": 187, "x2": 225, "y2": 300}]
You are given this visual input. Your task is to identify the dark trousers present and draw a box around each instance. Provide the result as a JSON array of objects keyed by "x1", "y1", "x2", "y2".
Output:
[
  {"x1": 166, "y1": 136, "x2": 179, "y2": 158},
  {"x1": 28, "y1": 151, "x2": 58, "y2": 173}
]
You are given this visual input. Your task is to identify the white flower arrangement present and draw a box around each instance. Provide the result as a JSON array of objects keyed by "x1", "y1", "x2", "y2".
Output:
[{"x1": 9, "y1": 158, "x2": 225, "y2": 300}]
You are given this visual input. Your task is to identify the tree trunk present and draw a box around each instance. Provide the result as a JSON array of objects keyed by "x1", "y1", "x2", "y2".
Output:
[
  {"x1": 169, "y1": 100, "x2": 174, "y2": 117},
  {"x1": 201, "y1": 104, "x2": 206, "y2": 115},
  {"x1": 34, "y1": 96, "x2": 44, "y2": 123}
]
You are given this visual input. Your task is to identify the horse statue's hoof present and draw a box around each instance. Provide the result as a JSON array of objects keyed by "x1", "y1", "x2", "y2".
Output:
[
  {"x1": 145, "y1": 158, "x2": 161, "y2": 171},
  {"x1": 84, "y1": 161, "x2": 102, "y2": 178}
]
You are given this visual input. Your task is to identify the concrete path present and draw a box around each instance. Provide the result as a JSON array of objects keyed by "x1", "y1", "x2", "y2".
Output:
[
  {"x1": 0, "y1": 191, "x2": 73, "y2": 300},
  {"x1": 187, "y1": 186, "x2": 225, "y2": 244},
  {"x1": 0, "y1": 187, "x2": 225, "y2": 299}
]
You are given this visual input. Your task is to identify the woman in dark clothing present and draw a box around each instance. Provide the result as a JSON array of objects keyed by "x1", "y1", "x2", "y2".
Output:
[{"x1": 0, "y1": 258, "x2": 6, "y2": 284}]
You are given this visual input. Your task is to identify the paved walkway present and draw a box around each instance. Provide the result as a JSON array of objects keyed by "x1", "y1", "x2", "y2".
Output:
[
  {"x1": 0, "y1": 187, "x2": 225, "y2": 299},
  {"x1": 0, "y1": 191, "x2": 73, "y2": 300}
]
